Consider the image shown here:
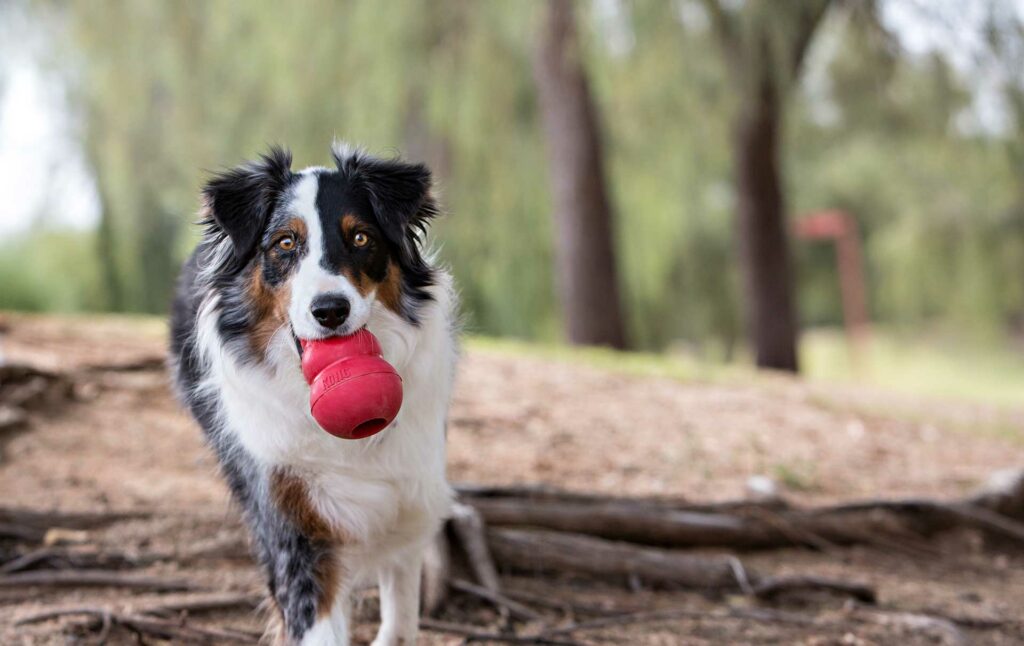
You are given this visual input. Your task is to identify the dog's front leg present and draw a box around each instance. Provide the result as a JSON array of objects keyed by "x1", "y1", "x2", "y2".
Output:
[
  {"x1": 372, "y1": 550, "x2": 424, "y2": 646},
  {"x1": 265, "y1": 539, "x2": 351, "y2": 646}
]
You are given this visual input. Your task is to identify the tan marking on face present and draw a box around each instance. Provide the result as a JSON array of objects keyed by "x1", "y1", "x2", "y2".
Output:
[
  {"x1": 248, "y1": 218, "x2": 306, "y2": 356},
  {"x1": 340, "y1": 214, "x2": 360, "y2": 239},
  {"x1": 337, "y1": 214, "x2": 371, "y2": 296},
  {"x1": 269, "y1": 468, "x2": 346, "y2": 616},
  {"x1": 248, "y1": 266, "x2": 291, "y2": 357},
  {"x1": 339, "y1": 266, "x2": 369, "y2": 296},
  {"x1": 281, "y1": 217, "x2": 307, "y2": 250},
  {"x1": 376, "y1": 261, "x2": 403, "y2": 315}
]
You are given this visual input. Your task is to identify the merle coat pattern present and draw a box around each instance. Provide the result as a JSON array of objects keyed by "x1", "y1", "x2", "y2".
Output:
[{"x1": 170, "y1": 144, "x2": 456, "y2": 645}]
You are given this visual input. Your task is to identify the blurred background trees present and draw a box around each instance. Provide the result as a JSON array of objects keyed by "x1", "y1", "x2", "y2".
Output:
[
  {"x1": 1, "y1": 0, "x2": 1024, "y2": 373},
  {"x1": 701, "y1": 0, "x2": 833, "y2": 371},
  {"x1": 535, "y1": 0, "x2": 627, "y2": 349}
]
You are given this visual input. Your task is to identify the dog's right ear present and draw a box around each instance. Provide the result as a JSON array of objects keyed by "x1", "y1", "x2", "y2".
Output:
[{"x1": 202, "y1": 147, "x2": 293, "y2": 267}]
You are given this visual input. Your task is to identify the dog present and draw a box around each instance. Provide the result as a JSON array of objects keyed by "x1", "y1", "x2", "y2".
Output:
[{"x1": 169, "y1": 143, "x2": 457, "y2": 645}]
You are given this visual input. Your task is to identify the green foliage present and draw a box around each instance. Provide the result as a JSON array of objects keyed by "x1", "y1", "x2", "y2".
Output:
[
  {"x1": 0, "y1": 230, "x2": 103, "y2": 311},
  {"x1": 6, "y1": 0, "x2": 1024, "y2": 358}
]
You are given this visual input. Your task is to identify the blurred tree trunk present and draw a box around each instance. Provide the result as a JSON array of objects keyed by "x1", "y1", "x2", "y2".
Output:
[
  {"x1": 534, "y1": 0, "x2": 627, "y2": 349},
  {"x1": 733, "y1": 57, "x2": 798, "y2": 372},
  {"x1": 702, "y1": 0, "x2": 832, "y2": 372}
]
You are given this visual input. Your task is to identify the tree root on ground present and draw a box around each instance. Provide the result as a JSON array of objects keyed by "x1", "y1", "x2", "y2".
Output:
[{"x1": 4, "y1": 470, "x2": 1024, "y2": 642}]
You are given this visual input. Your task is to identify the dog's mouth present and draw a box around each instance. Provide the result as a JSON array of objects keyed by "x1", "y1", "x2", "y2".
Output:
[{"x1": 291, "y1": 327, "x2": 366, "y2": 358}]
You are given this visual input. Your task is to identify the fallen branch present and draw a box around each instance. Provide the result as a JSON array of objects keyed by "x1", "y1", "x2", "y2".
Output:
[
  {"x1": 849, "y1": 606, "x2": 967, "y2": 646},
  {"x1": 80, "y1": 356, "x2": 166, "y2": 373},
  {"x1": 501, "y1": 586, "x2": 639, "y2": 617},
  {"x1": 24, "y1": 607, "x2": 258, "y2": 644},
  {"x1": 134, "y1": 591, "x2": 262, "y2": 616},
  {"x1": 455, "y1": 482, "x2": 788, "y2": 513},
  {"x1": 0, "y1": 569, "x2": 204, "y2": 592},
  {"x1": 419, "y1": 618, "x2": 580, "y2": 645},
  {"x1": 462, "y1": 489, "x2": 1024, "y2": 551},
  {"x1": 0, "y1": 363, "x2": 71, "y2": 411},
  {"x1": 486, "y1": 527, "x2": 874, "y2": 601},
  {"x1": 0, "y1": 507, "x2": 152, "y2": 543},
  {"x1": 16, "y1": 592, "x2": 261, "y2": 626},
  {"x1": 0, "y1": 545, "x2": 164, "y2": 574},
  {"x1": 488, "y1": 527, "x2": 739, "y2": 588},
  {"x1": 449, "y1": 578, "x2": 545, "y2": 622},
  {"x1": 450, "y1": 502, "x2": 503, "y2": 594},
  {"x1": 536, "y1": 605, "x2": 818, "y2": 639},
  {"x1": 752, "y1": 575, "x2": 876, "y2": 603}
]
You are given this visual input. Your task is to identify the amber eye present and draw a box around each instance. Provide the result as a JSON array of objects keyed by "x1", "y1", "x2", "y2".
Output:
[
  {"x1": 277, "y1": 236, "x2": 296, "y2": 251},
  {"x1": 353, "y1": 232, "x2": 370, "y2": 247}
]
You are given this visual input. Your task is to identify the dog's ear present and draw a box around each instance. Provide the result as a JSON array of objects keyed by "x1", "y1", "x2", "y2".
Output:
[
  {"x1": 332, "y1": 144, "x2": 439, "y2": 249},
  {"x1": 203, "y1": 147, "x2": 293, "y2": 266}
]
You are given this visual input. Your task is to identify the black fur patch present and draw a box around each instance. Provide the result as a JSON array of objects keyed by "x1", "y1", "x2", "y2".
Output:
[
  {"x1": 330, "y1": 148, "x2": 440, "y2": 322},
  {"x1": 314, "y1": 172, "x2": 392, "y2": 285},
  {"x1": 201, "y1": 147, "x2": 295, "y2": 275}
]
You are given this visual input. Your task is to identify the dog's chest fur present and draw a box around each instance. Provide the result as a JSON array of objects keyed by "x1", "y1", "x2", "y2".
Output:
[{"x1": 196, "y1": 273, "x2": 456, "y2": 550}]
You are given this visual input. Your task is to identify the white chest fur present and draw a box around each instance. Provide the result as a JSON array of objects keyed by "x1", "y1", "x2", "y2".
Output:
[{"x1": 196, "y1": 273, "x2": 457, "y2": 546}]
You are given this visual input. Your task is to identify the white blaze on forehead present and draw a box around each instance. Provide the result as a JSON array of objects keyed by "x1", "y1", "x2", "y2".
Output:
[{"x1": 286, "y1": 171, "x2": 374, "y2": 339}]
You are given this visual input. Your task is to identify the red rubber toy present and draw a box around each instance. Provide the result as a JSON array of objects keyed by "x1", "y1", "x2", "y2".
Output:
[{"x1": 299, "y1": 329, "x2": 403, "y2": 439}]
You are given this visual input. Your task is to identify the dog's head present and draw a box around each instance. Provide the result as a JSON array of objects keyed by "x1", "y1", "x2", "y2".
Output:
[{"x1": 201, "y1": 143, "x2": 439, "y2": 357}]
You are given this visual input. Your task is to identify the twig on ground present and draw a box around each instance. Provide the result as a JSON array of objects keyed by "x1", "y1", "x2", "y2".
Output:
[
  {"x1": 419, "y1": 618, "x2": 580, "y2": 645},
  {"x1": 450, "y1": 578, "x2": 545, "y2": 622},
  {"x1": 501, "y1": 586, "x2": 639, "y2": 617},
  {"x1": 79, "y1": 356, "x2": 166, "y2": 373},
  {"x1": 16, "y1": 592, "x2": 261, "y2": 626},
  {"x1": 752, "y1": 575, "x2": 876, "y2": 603},
  {"x1": 450, "y1": 503, "x2": 503, "y2": 592},
  {"x1": 0, "y1": 569, "x2": 204, "y2": 592},
  {"x1": 848, "y1": 605, "x2": 967, "y2": 646},
  {"x1": 535, "y1": 606, "x2": 818, "y2": 639},
  {"x1": 15, "y1": 606, "x2": 259, "y2": 643},
  {"x1": 135, "y1": 591, "x2": 262, "y2": 616},
  {"x1": 0, "y1": 546, "x2": 164, "y2": 574}
]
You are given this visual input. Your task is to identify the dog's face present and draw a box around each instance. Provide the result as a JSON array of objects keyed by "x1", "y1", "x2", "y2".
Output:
[{"x1": 202, "y1": 145, "x2": 438, "y2": 357}]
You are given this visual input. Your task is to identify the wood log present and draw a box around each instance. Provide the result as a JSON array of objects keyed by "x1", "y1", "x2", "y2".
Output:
[
  {"x1": 486, "y1": 527, "x2": 874, "y2": 600},
  {"x1": 0, "y1": 569, "x2": 203, "y2": 592},
  {"x1": 454, "y1": 482, "x2": 789, "y2": 513},
  {"x1": 487, "y1": 527, "x2": 743, "y2": 588},
  {"x1": 463, "y1": 491, "x2": 1024, "y2": 550}
]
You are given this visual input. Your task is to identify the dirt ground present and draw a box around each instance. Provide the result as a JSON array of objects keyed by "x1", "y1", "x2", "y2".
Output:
[{"x1": 2, "y1": 312, "x2": 1024, "y2": 644}]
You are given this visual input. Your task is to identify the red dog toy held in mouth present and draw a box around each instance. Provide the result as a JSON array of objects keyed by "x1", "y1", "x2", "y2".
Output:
[{"x1": 299, "y1": 330, "x2": 403, "y2": 439}]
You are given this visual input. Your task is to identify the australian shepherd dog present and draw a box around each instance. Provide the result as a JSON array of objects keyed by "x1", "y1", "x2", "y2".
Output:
[{"x1": 169, "y1": 143, "x2": 457, "y2": 645}]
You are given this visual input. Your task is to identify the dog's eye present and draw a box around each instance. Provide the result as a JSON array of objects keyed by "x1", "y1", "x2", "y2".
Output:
[
  {"x1": 353, "y1": 232, "x2": 370, "y2": 248},
  {"x1": 277, "y1": 236, "x2": 296, "y2": 252}
]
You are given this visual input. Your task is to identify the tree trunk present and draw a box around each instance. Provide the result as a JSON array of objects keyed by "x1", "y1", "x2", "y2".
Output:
[
  {"x1": 533, "y1": 0, "x2": 627, "y2": 349},
  {"x1": 734, "y1": 71, "x2": 799, "y2": 372}
]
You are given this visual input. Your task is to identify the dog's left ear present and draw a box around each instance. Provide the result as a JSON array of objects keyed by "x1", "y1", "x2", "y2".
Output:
[
  {"x1": 203, "y1": 147, "x2": 293, "y2": 268},
  {"x1": 332, "y1": 145, "x2": 439, "y2": 249}
]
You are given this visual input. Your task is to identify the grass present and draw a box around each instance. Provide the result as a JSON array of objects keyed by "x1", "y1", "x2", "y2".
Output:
[
  {"x1": 471, "y1": 327, "x2": 1024, "y2": 410},
  {"x1": 465, "y1": 335, "x2": 737, "y2": 384},
  {"x1": 801, "y1": 328, "x2": 1024, "y2": 409},
  {"x1": 8, "y1": 308, "x2": 1023, "y2": 411}
]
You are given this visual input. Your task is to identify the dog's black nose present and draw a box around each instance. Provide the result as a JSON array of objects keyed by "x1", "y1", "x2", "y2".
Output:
[{"x1": 311, "y1": 294, "x2": 351, "y2": 330}]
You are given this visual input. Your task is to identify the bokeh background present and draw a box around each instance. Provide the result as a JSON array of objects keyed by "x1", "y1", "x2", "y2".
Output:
[{"x1": 2, "y1": 0, "x2": 1024, "y2": 402}]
